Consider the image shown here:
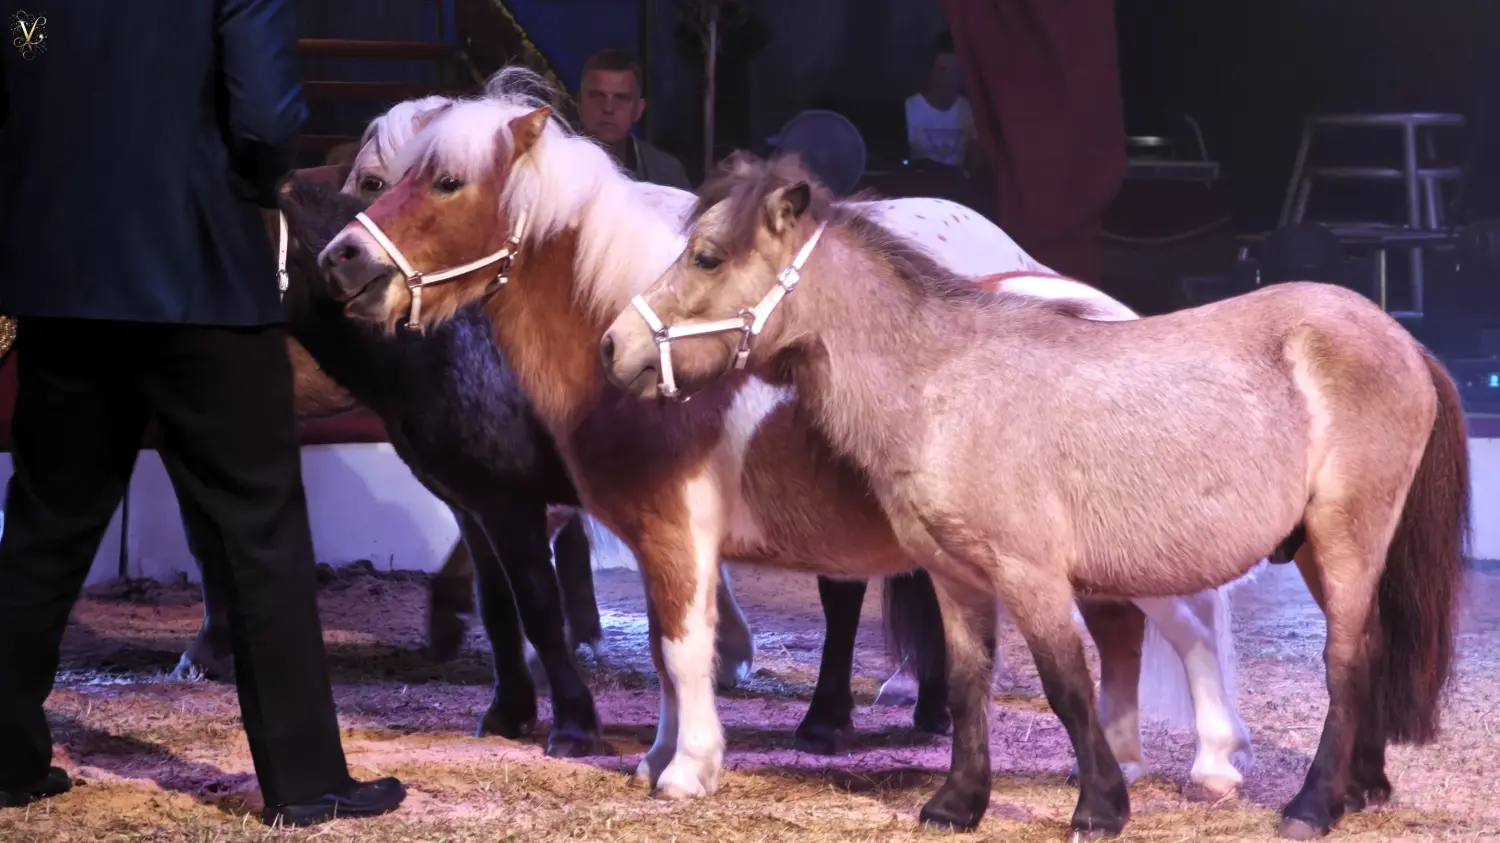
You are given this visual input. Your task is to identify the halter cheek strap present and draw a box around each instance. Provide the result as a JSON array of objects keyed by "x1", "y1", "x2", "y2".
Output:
[
  {"x1": 629, "y1": 220, "x2": 827, "y2": 401},
  {"x1": 276, "y1": 211, "x2": 290, "y2": 299},
  {"x1": 351, "y1": 209, "x2": 529, "y2": 331}
]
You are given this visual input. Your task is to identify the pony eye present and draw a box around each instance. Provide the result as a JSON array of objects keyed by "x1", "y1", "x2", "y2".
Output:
[
  {"x1": 433, "y1": 175, "x2": 464, "y2": 194},
  {"x1": 693, "y1": 252, "x2": 723, "y2": 271},
  {"x1": 358, "y1": 175, "x2": 386, "y2": 194}
]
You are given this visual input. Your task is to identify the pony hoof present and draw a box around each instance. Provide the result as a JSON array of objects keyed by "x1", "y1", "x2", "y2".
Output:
[
  {"x1": 476, "y1": 704, "x2": 537, "y2": 740},
  {"x1": 166, "y1": 654, "x2": 209, "y2": 683},
  {"x1": 1344, "y1": 782, "x2": 1391, "y2": 813},
  {"x1": 545, "y1": 730, "x2": 608, "y2": 759},
  {"x1": 168, "y1": 651, "x2": 232, "y2": 683},
  {"x1": 1066, "y1": 829, "x2": 1121, "y2": 843},
  {"x1": 1183, "y1": 778, "x2": 1240, "y2": 803},
  {"x1": 715, "y1": 660, "x2": 751, "y2": 691},
  {"x1": 792, "y1": 723, "x2": 850, "y2": 756},
  {"x1": 651, "y1": 784, "x2": 701, "y2": 801},
  {"x1": 1278, "y1": 817, "x2": 1328, "y2": 840},
  {"x1": 918, "y1": 786, "x2": 986, "y2": 832},
  {"x1": 1349, "y1": 774, "x2": 1392, "y2": 811},
  {"x1": 911, "y1": 702, "x2": 951, "y2": 735}
]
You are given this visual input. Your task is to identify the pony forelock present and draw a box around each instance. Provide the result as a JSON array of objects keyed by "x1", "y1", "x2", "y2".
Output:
[{"x1": 391, "y1": 65, "x2": 690, "y2": 321}]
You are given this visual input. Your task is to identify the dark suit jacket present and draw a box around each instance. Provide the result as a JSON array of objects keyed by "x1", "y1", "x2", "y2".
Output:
[
  {"x1": 630, "y1": 137, "x2": 693, "y2": 191},
  {"x1": 0, "y1": 0, "x2": 306, "y2": 325}
]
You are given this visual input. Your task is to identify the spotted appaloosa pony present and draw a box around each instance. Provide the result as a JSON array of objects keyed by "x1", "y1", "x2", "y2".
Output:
[
  {"x1": 602, "y1": 153, "x2": 1469, "y2": 839},
  {"x1": 313, "y1": 69, "x2": 1259, "y2": 804}
]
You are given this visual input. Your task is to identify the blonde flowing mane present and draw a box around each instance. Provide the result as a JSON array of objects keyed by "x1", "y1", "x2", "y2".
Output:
[
  {"x1": 343, "y1": 95, "x2": 455, "y2": 192},
  {"x1": 389, "y1": 67, "x2": 689, "y2": 322}
]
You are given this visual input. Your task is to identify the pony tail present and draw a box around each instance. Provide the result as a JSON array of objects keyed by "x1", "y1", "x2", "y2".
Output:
[
  {"x1": 1372, "y1": 350, "x2": 1469, "y2": 744},
  {"x1": 882, "y1": 570, "x2": 948, "y2": 688}
]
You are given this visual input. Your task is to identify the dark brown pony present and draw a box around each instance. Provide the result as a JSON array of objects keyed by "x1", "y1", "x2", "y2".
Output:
[{"x1": 602, "y1": 152, "x2": 1470, "y2": 839}]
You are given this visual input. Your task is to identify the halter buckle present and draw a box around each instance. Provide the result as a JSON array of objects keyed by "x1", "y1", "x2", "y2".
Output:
[
  {"x1": 733, "y1": 310, "x2": 755, "y2": 370},
  {"x1": 778, "y1": 266, "x2": 801, "y2": 291}
]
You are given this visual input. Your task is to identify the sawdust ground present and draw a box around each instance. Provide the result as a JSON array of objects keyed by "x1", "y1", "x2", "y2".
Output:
[{"x1": 3, "y1": 560, "x2": 1499, "y2": 842}]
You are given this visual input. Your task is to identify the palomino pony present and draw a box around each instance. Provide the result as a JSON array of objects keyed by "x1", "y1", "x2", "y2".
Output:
[
  {"x1": 263, "y1": 95, "x2": 948, "y2": 757},
  {"x1": 601, "y1": 153, "x2": 1469, "y2": 839},
  {"x1": 314, "y1": 72, "x2": 1257, "y2": 801}
]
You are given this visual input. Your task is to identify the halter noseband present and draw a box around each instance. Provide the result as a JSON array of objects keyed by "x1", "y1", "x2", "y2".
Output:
[
  {"x1": 628, "y1": 221, "x2": 827, "y2": 401},
  {"x1": 343, "y1": 209, "x2": 528, "y2": 331}
]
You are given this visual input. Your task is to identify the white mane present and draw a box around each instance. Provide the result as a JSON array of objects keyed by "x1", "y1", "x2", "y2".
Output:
[
  {"x1": 389, "y1": 68, "x2": 689, "y2": 322},
  {"x1": 344, "y1": 95, "x2": 455, "y2": 191}
]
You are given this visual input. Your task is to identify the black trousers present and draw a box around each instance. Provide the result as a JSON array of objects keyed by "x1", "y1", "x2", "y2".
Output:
[{"x1": 0, "y1": 318, "x2": 350, "y2": 807}]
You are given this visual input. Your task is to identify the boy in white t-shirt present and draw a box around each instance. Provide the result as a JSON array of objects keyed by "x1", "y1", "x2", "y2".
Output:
[{"x1": 904, "y1": 32, "x2": 977, "y2": 170}]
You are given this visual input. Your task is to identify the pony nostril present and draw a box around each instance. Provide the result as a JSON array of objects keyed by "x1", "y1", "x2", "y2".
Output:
[
  {"x1": 335, "y1": 241, "x2": 363, "y2": 264},
  {"x1": 599, "y1": 333, "x2": 616, "y2": 369}
]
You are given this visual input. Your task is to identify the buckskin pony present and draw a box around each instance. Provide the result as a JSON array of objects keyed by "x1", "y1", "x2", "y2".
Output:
[
  {"x1": 600, "y1": 152, "x2": 1469, "y2": 839},
  {"x1": 312, "y1": 68, "x2": 1263, "y2": 803}
]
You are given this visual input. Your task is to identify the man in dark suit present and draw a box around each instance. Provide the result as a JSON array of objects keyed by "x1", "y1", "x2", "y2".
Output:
[{"x1": 0, "y1": 0, "x2": 405, "y2": 827}]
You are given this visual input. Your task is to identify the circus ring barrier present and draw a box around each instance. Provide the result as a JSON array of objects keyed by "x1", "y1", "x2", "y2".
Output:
[
  {"x1": 0, "y1": 315, "x2": 636, "y2": 585},
  {"x1": 0, "y1": 313, "x2": 1488, "y2": 577}
]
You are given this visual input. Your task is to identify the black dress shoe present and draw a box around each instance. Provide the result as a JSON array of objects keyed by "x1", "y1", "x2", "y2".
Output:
[
  {"x1": 0, "y1": 767, "x2": 73, "y2": 808},
  {"x1": 261, "y1": 776, "x2": 406, "y2": 827}
]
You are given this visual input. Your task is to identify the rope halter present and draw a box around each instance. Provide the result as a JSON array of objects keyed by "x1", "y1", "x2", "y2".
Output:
[{"x1": 628, "y1": 221, "x2": 827, "y2": 401}]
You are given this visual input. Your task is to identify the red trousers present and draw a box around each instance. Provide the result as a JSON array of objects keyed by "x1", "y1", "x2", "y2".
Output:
[{"x1": 940, "y1": 0, "x2": 1125, "y2": 284}]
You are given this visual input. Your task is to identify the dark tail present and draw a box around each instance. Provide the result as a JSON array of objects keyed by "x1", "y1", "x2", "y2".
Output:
[
  {"x1": 1374, "y1": 350, "x2": 1470, "y2": 744},
  {"x1": 882, "y1": 570, "x2": 948, "y2": 685}
]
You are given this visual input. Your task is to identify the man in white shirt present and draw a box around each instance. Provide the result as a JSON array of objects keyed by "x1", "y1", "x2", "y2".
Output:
[{"x1": 904, "y1": 33, "x2": 977, "y2": 171}]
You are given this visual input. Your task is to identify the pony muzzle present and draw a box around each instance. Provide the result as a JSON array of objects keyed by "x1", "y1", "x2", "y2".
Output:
[{"x1": 319, "y1": 228, "x2": 401, "y2": 310}]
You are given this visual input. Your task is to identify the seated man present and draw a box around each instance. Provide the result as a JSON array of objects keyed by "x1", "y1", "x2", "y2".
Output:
[
  {"x1": 904, "y1": 33, "x2": 978, "y2": 173},
  {"x1": 578, "y1": 49, "x2": 693, "y2": 190}
]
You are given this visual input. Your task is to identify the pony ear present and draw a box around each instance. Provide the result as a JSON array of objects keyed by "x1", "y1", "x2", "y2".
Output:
[
  {"x1": 411, "y1": 102, "x2": 453, "y2": 136},
  {"x1": 766, "y1": 181, "x2": 812, "y2": 235},
  {"x1": 508, "y1": 106, "x2": 552, "y2": 160},
  {"x1": 721, "y1": 149, "x2": 760, "y2": 177}
]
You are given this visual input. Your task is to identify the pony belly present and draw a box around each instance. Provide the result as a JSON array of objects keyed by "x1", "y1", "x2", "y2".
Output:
[
  {"x1": 731, "y1": 413, "x2": 917, "y2": 578},
  {"x1": 729, "y1": 466, "x2": 916, "y2": 577},
  {"x1": 1069, "y1": 534, "x2": 1287, "y2": 599}
]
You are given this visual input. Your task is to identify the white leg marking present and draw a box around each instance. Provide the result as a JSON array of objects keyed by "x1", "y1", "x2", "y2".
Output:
[
  {"x1": 653, "y1": 472, "x2": 728, "y2": 799},
  {"x1": 1136, "y1": 593, "x2": 1253, "y2": 796}
]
